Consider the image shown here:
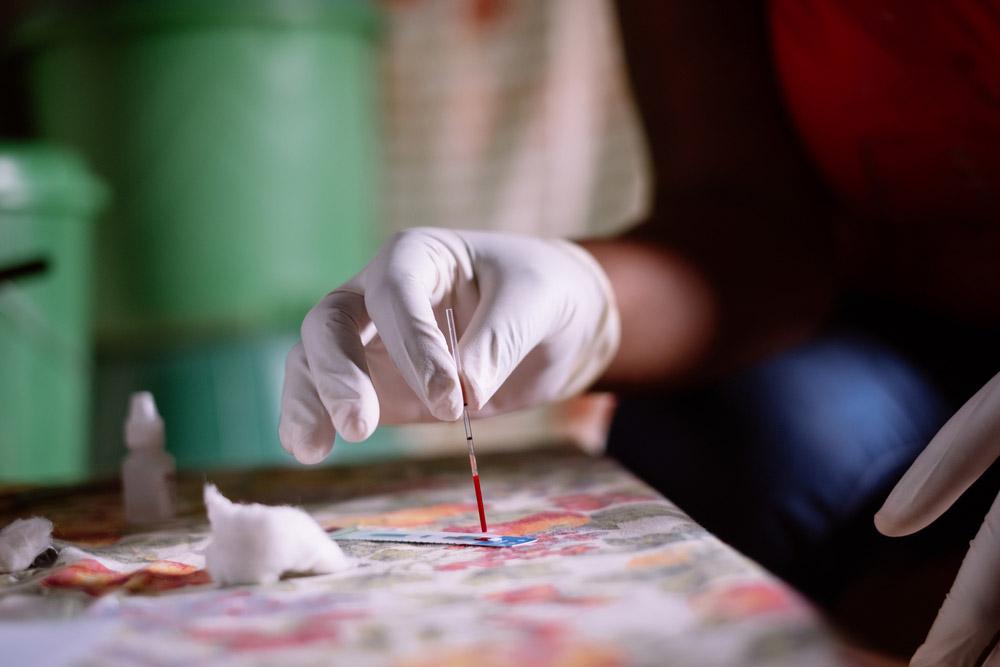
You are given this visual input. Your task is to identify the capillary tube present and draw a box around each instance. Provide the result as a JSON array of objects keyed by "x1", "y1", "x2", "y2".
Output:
[{"x1": 444, "y1": 308, "x2": 488, "y2": 533}]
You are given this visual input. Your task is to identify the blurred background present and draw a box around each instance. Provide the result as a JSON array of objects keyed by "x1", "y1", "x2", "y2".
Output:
[{"x1": 0, "y1": 0, "x2": 648, "y2": 485}]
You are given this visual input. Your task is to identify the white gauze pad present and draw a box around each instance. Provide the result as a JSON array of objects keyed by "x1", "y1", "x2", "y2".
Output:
[
  {"x1": 0, "y1": 517, "x2": 53, "y2": 573},
  {"x1": 203, "y1": 484, "x2": 351, "y2": 585}
]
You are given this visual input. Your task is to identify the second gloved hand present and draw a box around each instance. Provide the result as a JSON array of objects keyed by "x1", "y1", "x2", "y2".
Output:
[
  {"x1": 875, "y1": 370, "x2": 1000, "y2": 667},
  {"x1": 279, "y1": 228, "x2": 620, "y2": 464}
]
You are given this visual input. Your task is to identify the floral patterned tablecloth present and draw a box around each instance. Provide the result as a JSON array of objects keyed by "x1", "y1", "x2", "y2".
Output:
[{"x1": 0, "y1": 447, "x2": 861, "y2": 666}]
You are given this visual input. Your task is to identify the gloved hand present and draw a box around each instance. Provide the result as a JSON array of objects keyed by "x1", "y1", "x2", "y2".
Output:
[
  {"x1": 875, "y1": 370, "x2": 1000, "y2": 667},
  {"x1": 279, "y1": 227, "x2": 620, "y2": 464}
]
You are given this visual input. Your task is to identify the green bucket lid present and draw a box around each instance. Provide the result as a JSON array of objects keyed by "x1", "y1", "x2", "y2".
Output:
[
  {"x1": 0, "y1": 144, "x2": 107, "y2": 215},
  {"x1": 15, "y1": 0, "x2": 381, "y2": 49}
]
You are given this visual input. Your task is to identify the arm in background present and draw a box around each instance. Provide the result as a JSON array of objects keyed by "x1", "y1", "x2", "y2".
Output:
[{"x1": 586, "y1": 0, "x2": 838, "y2": 390}]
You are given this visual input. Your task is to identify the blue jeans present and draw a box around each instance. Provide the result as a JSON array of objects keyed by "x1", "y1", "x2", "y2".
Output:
[{"x1": 607, "y1": 300, "x2": 1000, "y2": 602}]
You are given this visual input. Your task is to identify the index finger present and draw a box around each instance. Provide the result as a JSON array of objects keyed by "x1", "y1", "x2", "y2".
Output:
[
  {"x1": 364, "y1": 231, "x2": 464, "y2": 421},
  {"x1": 876, "y1": 371, "x2": 1000, "y2": 537}
]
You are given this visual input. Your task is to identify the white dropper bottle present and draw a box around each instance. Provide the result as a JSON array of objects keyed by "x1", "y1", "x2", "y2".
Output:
[{"x1": 122, "y1": 391, "x2": 176, "y2": 525}]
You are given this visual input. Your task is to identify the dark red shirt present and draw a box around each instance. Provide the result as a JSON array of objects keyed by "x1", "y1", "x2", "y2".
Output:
[{"x1": 770, "y1": 0, "x2": 1000, "y2": 320}]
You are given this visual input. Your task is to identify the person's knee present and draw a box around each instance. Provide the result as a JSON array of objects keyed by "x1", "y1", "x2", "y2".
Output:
[
  {"x1": 728, "y1": 334, "x2": 950, "y2": 538},
  {"x1": 608, "y1": 332, "x2": 951, "y2": 579}
]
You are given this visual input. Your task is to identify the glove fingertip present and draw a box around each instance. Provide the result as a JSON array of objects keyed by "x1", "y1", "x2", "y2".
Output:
[
  {"x1": 460, "y1": 371, "x2": 496, "y2": 413},
  {"x1": 873, "y1": 510, "x2": 907, "y2": 537},
  {"x1": 279, "y1": 419, "x2": 335, "y2": 465},
  {"x1": 873, "y1": 500, "x2": 929, "y2": 537},
  {"x1": 424, "y1": 366, "x2": 463, "y2": 421},
  {"x1": 336, "y1": 416, "x2": 375, "y2": 443},
  {"x1": 429, "y1": 391, "x2": 463, "y2": 422},
  {"x1": 293, "y1": 444, "x2": 332, "y2": 465}
]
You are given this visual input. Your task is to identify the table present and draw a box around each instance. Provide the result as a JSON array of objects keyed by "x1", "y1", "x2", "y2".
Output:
[{"x1": 0, "y1": 447, "x2": 861, "y2": 666}]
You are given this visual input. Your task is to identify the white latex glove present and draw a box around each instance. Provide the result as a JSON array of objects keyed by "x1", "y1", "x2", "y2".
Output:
[
  {"x1": 875, "y1": 370, "x2": 1000, "y2": 667},
  {"x1": 279, "y1": 227, "x2": 620, "y2": 464}
]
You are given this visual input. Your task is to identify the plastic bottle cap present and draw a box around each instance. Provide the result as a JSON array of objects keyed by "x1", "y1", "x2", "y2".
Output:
[{"x1": 124, "y1": 391, "x2": 165, "y2": 449}]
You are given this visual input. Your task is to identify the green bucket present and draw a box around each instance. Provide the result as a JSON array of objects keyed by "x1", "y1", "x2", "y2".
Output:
[
  {"x1": 0, "y1": 145, "x2": 106, "y2": 483},
  {"x1": 16, "y1": 0, "x2": 386, "y2": 472},
  {"x1": 17, "y1": 0, "x2": 381, "y2": 342}
]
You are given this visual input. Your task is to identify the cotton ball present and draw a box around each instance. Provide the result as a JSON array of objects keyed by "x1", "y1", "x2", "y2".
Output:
[
  {"x1": 0, "y1": 517, "x2": 53, "y2": 573},
  {"x1": 203, "y1": 484, "x2": 351, "y2": 585}
]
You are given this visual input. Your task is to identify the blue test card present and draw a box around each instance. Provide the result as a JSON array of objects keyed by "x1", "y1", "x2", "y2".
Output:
[{"x1": 330, "y1": 527, "x2": 536, "y2": 548}]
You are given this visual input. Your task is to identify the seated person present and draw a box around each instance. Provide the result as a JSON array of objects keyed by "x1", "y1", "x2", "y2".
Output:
[{"x1": 280, "y1": 2, "x2": 1000, "y2": 664}]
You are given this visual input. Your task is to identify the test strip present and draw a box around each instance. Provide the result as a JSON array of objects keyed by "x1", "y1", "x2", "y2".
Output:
[{"x1": 330, "y1": 527, "x2": 536, "y2": 548}]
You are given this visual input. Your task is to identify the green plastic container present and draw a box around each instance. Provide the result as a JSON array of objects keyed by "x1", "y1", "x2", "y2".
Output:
[
  {"x1": 16, "y1": 0, "x2": 385, "y2": 472},
  {"x1": 0, "y1": 145, "x2": 106, "y2": 483},
  {"x1": 18, "y1": 0, "x2": 381, "y2": 342}
]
